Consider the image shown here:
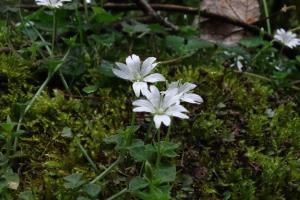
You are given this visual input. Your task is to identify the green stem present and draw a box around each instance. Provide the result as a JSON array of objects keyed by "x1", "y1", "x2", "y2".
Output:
[
  {"x1": 51, "y1": 9, "x2": 57, "y2": 54},
  {"x1": 106, "y1": 188, "x2": 127, "y2": 200},
  {"x1": 75, "y1": 3, "x2": 84, "y2": 46},
  {"x1": 90, "y1": 156, "x2": 123, "y2": 184},
  {"x1": 251, "y1": 41, "x2": 273, "y2": 65},
  {"x1": 145, "y1": 121, "x2": 153, "y2": 142},
  {"x1": 83, "y1": 0, "x2": 88, "y2": 17},
  {"x1": 14, "y1": 50, "x2": 70, "y2": 152},
  {"x1": 78, "y1": 141, "x2": 98, "y2": 171},
  {"x1": 127, "y1": 112, "x2": 136, "y2": 145},
  {"x1": 156, "y1": 128, "x2": 161, "y2": 167},
  {"x1": 262, "y1": 0, "x2": 271, "y2": 34},
  {"x1": 291, "y1": 26, "x2": 300, "y2": 32},
  {"x1": 59, "y1": 70, "x2": 71, "y2": 94},
  {"x1": 166, "y1": 120, "x2": 172, "y2": 141}
]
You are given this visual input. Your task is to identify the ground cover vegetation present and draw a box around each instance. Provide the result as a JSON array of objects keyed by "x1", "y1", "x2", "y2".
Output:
[{"x1": 1, "y1": 0, "x2": 300, "y2": 199}]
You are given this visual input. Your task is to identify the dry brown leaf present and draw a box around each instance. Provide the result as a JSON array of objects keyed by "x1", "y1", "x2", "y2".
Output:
[{"x1": 199, "y1": 0, "x2": 260, "y2": 44}]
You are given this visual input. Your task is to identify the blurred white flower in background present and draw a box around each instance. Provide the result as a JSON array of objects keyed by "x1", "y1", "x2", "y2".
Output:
[
  {"x1": 113, "y1": 54, "x2": 165, "y2": 97},
  {"x1": 16, "y1": 21, "x2": 34, "y2": 28},
  {"x1": 133, "y1": 85, "x2": 189, "y2": 128},
  {"x1": 274, "y1": 29, "x2": 300, "y2": 49},
  {"x1": 165, "y1": 81, "x2": 203, "y2": 104},
  {"x1": 35, "y1": 0, "x2": 71, "y2": 8},
  {"x1": 232, "y1": 55, "x2": 244, "y2": 72}
]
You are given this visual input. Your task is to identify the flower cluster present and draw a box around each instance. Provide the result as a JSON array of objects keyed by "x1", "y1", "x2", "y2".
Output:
[
  {"x1": 113, "y1": 54, "x2": 203, "y2": 128},
  {"x1": 274, "y1": 29, "x2": 300, "y2": 49},
  {"x1": 35, "y1": 0, "x2": 71, "y2": 8}
]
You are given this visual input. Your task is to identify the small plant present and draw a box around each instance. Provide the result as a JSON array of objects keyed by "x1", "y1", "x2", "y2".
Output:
[{"x1": 0, "y1": 117, "x2": 22, "y2": 198}]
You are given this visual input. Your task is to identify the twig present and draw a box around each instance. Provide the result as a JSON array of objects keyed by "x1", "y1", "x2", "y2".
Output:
[
  {"x1": 158, "y1": 53, "x2": 195, "y2": 65},
  {"x1": 132, "y1": 0, "x2": 179, "y2": 32},
  {"x1": 0, "y1": 47, "x2": 11, "y2": 54}
]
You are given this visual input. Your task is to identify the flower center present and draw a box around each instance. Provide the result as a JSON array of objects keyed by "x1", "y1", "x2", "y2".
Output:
[
  {"x1": 134, "y1": 73, "x2": 143, "y2": 81},
  {"x1": 156, "y1": 107, "x2": 165, "y2": 115}
]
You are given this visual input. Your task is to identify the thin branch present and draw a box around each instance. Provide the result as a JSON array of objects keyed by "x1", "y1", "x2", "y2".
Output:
[{"x1": 132, "y1": 0, "x2": 179, "y2": 32}]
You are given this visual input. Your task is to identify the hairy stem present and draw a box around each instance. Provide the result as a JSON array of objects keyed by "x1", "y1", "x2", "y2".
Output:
[
  {"x1": 90, "y1": 156, "x2": 123, "y2": 184},
  {"x1": 156, "y1": 128, "x2": 161, "y2": 167},
  {"x1": 78, "y1": 141, "x2": 98, "y2": 171},
  {"x1": 14, "y1": 50, "x2": 70, "y2": 152},
  {"x1": 106, "y1": 188, "x2": 127, "y2": 200}
]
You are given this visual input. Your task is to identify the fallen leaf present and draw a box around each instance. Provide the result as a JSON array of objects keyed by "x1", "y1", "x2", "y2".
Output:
[{"x1": 199, "y1": 0, "x2": 260, "y2": 44}]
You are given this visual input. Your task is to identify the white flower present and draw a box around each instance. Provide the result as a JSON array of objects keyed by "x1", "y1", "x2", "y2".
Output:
[
  {"x1": 231, "y1": 55, "x2": 244, "y2": 72},
  {"x1": 35, "y1": 0, "x2": 71, "y2": 8},
  {"x1": 85, "y1": 0, "x2": 91, "y2": 3},
  {"x1": 165, "y1": 81, "x2": 203, "y2": 104},
  {"x1": 133, "y1": 85, "x2": 189, "y2": 128},
  {"x1": 113, "y1": 54, "x2": 165, "y2": 97},
  {"x1": 274, "y1": 29, "x2": 300, "y2": 49},
  {"x1": 16, "y1": 21, "x2": 34, "y2": 28}
]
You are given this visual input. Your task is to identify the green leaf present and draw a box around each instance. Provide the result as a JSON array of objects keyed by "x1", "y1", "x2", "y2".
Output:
[
  {"x1": 82, "y1": 85, "x2": 98, "y2": 94},
  {"x1": 82, "y1": 183, "x2": 101, "y2": 197},
  {"x1": 61, "y1": 127, "x2": 73, "y2": 138},
  {"x1": 92, "y1": 7, "x2": 120, "y2": 24},
  {"x1": 91, "y1": 34, "x2": 116, "y2": 48},
  {"x1": 129, "y1": 140, "x2": 155, "y2": 162},
  {"x1": 63, "y1": 173, "x2": 85, "y2": 189},
  {"x1": 273, "y1": 71, "x2": 289, "y2": 80},
  {"x1": 123, "y1": 22, "x2": 149, "y2": 36},
  {"x1": 4, "y1": 169, "x2": 19, "y2": 190},
  {"x1": 104, "y1": 134, "x2": 124, "y2": 146},
  {"x1": 157, "y1": 141, "x2": 180, "y2": 158},
  {"x1": 148, "y1": 24, "x2": 167, "y2": 34},
  {"x1": 239, "y1": 37, "x2": 266, "y2": 48},
  {"x1": 129, "y1": 176, "x2": 149, "y2": 191},
  {"x1": 76, "y1": 197, "x2": 91, "y2": 200},
  {"x1": 97, "y1": 60, "x2": 115, "y2": 77},
  {"x1": 134, "y1": 185, "x2": 170, "y2": 200},
  {"x1": 1, "y1": 122, "x2": 15, "y2": 133},
  {"x1": 165, "y1": 35, "x2": 185, "y2": 53},
  {"x1": 144, "y1": 161, "x2": 153, "y2": 180},
  {"x1": 153, "y1": 164, "x2": 176, "y2": 184},
  {"x1": 185, "y1": 38, "x2": 214, "y2": 52},
  {"x1": 45, "y1": 58, "x2": 63, "y2": 74},
  {"x1": 296, "y1": 55, "x2": 300, "y2": 63},
  {"x1": 19, "y1": 190, "x2": 34, "y2": 200}
]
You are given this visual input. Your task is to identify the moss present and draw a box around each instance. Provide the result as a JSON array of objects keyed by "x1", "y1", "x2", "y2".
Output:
[
  {"x1": 174, "y1": 65, "x2": 300, "y2": 199},
  {"x1": 2, "y1": 52, "x2": 300, "y2": 199},
  {"x1": 0, "y1": 54, "x2": 35, "y2": 120}
]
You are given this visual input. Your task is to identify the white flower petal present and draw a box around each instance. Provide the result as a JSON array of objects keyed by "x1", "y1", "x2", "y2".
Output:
[
  {"x1": 126, "y1": 54, "x2": 140, "y2": 73},
  {"x1": 132, "y1": 82, "x2": 148, "y2": 97},
  {"x1": 166, "y1": 104, "x2": 188, "y2": 114},
  {"x1": 141, "y1": 57, "x2": 157, "y2": 76},
  {"x1": 164, "y1": 95, "x2": 181, "y2": 109},
  {"x1": 154, "y1": 115, "x2": 171, "y2": 128},
  {"x1": 116, "y1": 62, "x2": 131, "y2": 73},
  {"x1": 133, "y1": 106, "x2": 153, "y2": 113},
  {"x1": 112, "y1": 69, "x2": 133, "y2": 80},
  {"x1": 181, "y1": 93, "x2": 204, "y2": 104},
  {"x1": 35, "y1": 0, "x2": 70, "y2": 8},
  {"x1": 143, "y1": 73, "x2": 165, "y2": 83},
  {"x1": 179, "y1": 82, "x2": 197, "y2": 93},
  {"x1": 146, "y1": 85, "x2": 161, "y2": 107},
  {"x1": 274, "y1": 29, "x2": 300, "y2": 49},
  {"x1": 132, "y1": 99, "x2": 154, "y2": 112},
  {"x1": 169, "y1": 112, "x2": 189, "y2": 119}
]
